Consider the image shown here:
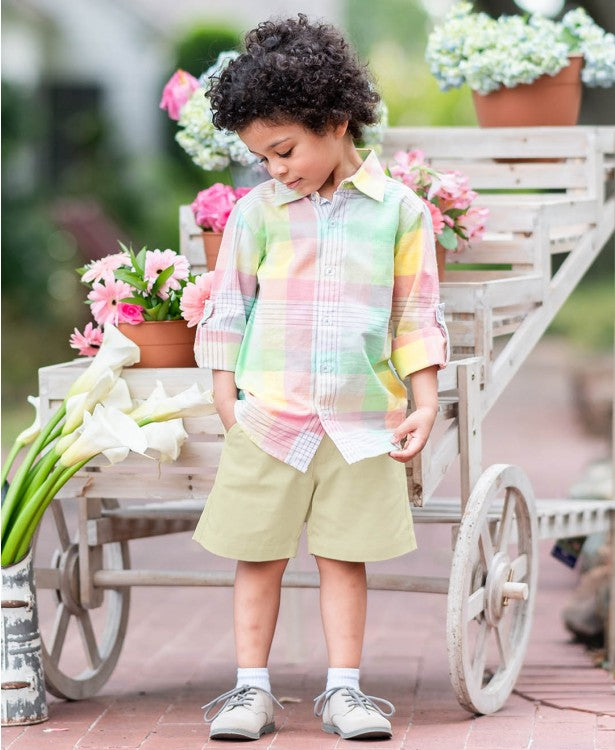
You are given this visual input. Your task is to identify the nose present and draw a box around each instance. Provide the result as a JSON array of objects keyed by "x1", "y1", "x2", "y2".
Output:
[{"x1": 271, "y1": 159, "x2": 288, "y2": 178}]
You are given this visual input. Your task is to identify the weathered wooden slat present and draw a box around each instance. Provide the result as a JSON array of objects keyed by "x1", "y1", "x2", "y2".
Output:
[{"x1": 381, "y1": 126, "x2": 594, "y2": 159}]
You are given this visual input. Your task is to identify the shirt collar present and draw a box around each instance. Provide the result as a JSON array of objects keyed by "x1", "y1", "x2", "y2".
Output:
[{"x1": 273, "y1": 149, "x2": 386, "y2": 206}]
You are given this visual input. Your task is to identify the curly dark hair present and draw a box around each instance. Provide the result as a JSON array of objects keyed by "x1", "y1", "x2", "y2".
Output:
[{"x1": 206, "y1": 13, "x2": 380, "y2": 140}]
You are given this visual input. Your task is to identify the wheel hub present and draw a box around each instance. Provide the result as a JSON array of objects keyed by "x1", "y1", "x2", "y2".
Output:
[
  {"x1": 484, "y1": 551, "x2": 513, "y2": 627},
  {"x1": 51, "y1": 543, "x2": 82, "y2": 616}
]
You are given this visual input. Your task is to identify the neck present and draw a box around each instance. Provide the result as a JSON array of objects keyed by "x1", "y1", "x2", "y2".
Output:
[{"x1": 321, "y1": 139, "x2": 364, "y2": 196}]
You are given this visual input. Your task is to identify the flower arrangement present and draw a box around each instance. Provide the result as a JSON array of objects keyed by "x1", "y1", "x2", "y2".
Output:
[
  {"x1": 389, "y1": 149, "x2": 488, "y2": 252},
  {"x1": 191, "y1": 183, "x2": 251, "y2": 233},
  {"x1": 1, "y1": 325, "x2": 216, "y2": 566},
  {"x1": 426, "y1": 2, "x2": 615, "y2": 95},
  {"x1": 69, "y1": 244, "x2": 213, "y2": 355},
  {"x1": 161, "y1": 51, "x2": 389, "y2": 173}
]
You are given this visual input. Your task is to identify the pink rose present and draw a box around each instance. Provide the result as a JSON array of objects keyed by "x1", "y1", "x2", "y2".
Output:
[
  {"x1": 191, "y1": 183, "x2": 237, "y2": 232},
  {"x1": 160, "y1": 69, "x2": 200, "y2": 121},
  {"x1": 117, "y1": 303, "x2": 145, "y2": 325}
]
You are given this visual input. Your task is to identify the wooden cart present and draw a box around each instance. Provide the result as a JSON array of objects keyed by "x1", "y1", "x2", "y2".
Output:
[{"x1": 34, "y1": 127, "x2": 615, "y2": 714}]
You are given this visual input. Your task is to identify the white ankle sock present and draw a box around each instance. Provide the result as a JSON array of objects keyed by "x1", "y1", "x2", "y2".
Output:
[
  {"x1": 326, "y1": 667, "x2": 360, "y2": 691},
  {"x1": 236, "y1": 667, "x2": 271, "y2": 693}
]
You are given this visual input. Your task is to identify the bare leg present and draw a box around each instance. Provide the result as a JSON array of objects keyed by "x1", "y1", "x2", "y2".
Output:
[
  {"x1": 234, "y1": 558, "x2": 289, "y2": 667},
  {"x1": 315, "y1": 556, "x2": 367, "y2": 667}
]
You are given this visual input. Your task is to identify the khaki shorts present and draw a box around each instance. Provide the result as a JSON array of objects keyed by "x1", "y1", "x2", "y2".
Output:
[{"x1": 192, "y1": 422, "x2": 417, "y2": 562}]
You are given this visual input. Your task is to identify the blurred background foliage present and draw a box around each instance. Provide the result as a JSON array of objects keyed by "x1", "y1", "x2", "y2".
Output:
[{"x1": 2, "y1": 0, "x2": 613, "y2": 449}]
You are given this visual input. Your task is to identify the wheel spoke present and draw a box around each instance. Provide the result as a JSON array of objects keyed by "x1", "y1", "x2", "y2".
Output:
[
  {"x1": 510, "y1": 553, "x2": 528, "y2": 582},
  {"x1": 495, "y1": 620, "x2": 511, "y2": 668},
  {"x1": 52, "y1": 501, "x2": 71, "y2": 551},
  {"x1": 50, "y1": 603, "x2": 71, "y2": 663},
  {"x1": 479, "y1": 526, "x2": 494, "y2": 567},
  {"x1": 467, "y1": 586, "x2": 486, "y2": 621},
  {"x1": 77, "y1": 611, "x2": 102, "y2": 669},
  {"x1": 472, "y1": 620, "x2": 489, "y2": 687},
  {"x1": 496, "y1": 492, "x2": 515, "y2": 552}
]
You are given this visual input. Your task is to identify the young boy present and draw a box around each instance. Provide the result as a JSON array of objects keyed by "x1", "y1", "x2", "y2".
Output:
[{"x1": 192, "y1": 13, "x2": 449, "y2": 741}]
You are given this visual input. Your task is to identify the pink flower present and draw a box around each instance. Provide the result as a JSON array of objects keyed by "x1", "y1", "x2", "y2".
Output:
[
  {"x1": 191, "y1": 183, "x2": 237, "y2": 232},
  {"x1": 87, "y1": 278, "x2": 134, "y2": 326},
  {"x1": 82, "y1": 252, "x2": 131, "y2": 284},
  {"x1": 234, "y1": 187, "x2": 252, "y2": 200},
  {"x1": 422, "y1": 198, "x2": 445, "y2": 236},
  {"x1": 159, "y1": 69, "x2": 200, "y2": 121},
  {"x1": 457, "y1": 206, "x2": 489, "y2": 243},
  {"x1": 433, "y1": 171, "x2": 477, "y2": 212},
  {"x1": 117, "y1": 303, "x2": 144, "y2": 325},
  {"x1": 69, "y1": 322, "x2": 104, "y2": 357},
  {"x1": 180, "y1": 272, "x2": 214, "y2": 327},
  {"x1": 389, "y1": 150, "x2": 427, "y2": 192},
  {"x1": 143, "y1": 249, "x2": 190, "y2": 300}
]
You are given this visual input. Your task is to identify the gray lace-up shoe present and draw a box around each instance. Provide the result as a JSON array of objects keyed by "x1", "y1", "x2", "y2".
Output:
[
  {"x1": 314, "y1": 686, "x2": 395, "y2": 739},
  {"x1": 201, "y1": 685, "x2": 283, "y2": 740}
]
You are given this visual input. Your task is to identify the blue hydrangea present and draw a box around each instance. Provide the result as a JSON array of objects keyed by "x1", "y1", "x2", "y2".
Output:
[{"x1": 426, "y1": 2, "x2": 615, "y2": 94}]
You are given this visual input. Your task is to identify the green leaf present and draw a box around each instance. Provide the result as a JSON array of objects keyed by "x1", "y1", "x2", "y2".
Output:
[
  {"x1": 150, "y1": 264, "x2": 175, "y2": 296},
  {"x1": 120, "y1": 297, "x2": 148, "y2": 308},
  {"x1": 437, "y1": 225, "x2": 458, "y2": 251},
  {"x1": 75, "y1": 265, "x2": 88, "y2": 277},
  {"x1": 115, "y1": 269, "x2": 147, "y2": 291},
  {"x1": 156, "y1": 298, "x2": 171, "y2": 320},
  {"x1": 135, "y1": 247, "x2": 147, "y2": 275}
]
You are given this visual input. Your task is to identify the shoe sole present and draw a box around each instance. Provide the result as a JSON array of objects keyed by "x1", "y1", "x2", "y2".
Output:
[
  {"x1": 210, "y1": 722, "x2": 275, "y2": 740},
  {"x1": 322, "y1": 722, "x2": 392, "y2": 740}
]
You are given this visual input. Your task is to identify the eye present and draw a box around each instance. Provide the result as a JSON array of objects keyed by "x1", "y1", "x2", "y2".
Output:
[
  {"x1": 259, "y1": 157, "x2": 268, "y2": 163},
  {"x1": 279, "y1": 149, "x2": 293, "y2": 158}
]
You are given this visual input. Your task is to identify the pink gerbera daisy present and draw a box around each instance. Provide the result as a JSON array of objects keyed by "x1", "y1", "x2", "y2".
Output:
[
  {"x1": 179, "y1": 272, "x2": 214, "y2": 327},
  {"x1": 144, "y1": 249, "x2": 190, "y2": 300},
  {"x1": 87, "y1": 278, "x2": 133, "y2": 325},
  {"x1": 69, "y1": 322, "x2": 104, "y2": 356},
  {"x1": 81, "y1": 252, "x2": 131, "y2": 283}
]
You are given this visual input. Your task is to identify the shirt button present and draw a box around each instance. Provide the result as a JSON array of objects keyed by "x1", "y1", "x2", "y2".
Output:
[
  {"x1": 321, "y1": 408, "x2": 330, "y2": 418},
  {"x1": 321, "y1": 364, "x2": 331, "y2": 373},
  {"x1": 325, "y1": 267, "x2": 334, "y2": 276}
]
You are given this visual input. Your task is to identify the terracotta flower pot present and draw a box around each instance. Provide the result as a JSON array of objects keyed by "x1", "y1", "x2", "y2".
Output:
[
  {"x1": 472, "y1": 56, "x2": 583, "y2": 128},
  {"x1": 201, "y1": 231, "x2": 223, "y2": 271},
  {"x1": 436, "y1": 242, "x2": 447, "y2": 282},
  {"x1": 118, "y1": 320, "x2": 196, "y2": 368}
]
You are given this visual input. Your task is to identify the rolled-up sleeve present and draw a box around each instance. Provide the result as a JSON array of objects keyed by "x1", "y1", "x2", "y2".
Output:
[
  {"x1": 194, "y1": 202, "x2": 263, "y2": 371},
  {"x1": 390, "y1": 197, "x2": 450, "y2": 380}
]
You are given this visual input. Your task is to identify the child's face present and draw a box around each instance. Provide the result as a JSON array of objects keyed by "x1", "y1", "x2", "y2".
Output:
[{"x1": 238, "y1": 119, "x2": 349, "y2": 196}]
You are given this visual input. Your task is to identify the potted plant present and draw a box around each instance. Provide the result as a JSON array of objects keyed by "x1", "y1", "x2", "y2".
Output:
[
  {"x1": 426, "y1": 3, "x2": 615, "y2": 127},
  {"x1": 160, "y1": 53, "x2": 269, "y2": 187},
  {"x1": 71, "y1": 244, "x2": 213, "y2": 368},
  {"x1": 191, "y1": 183, "x2": 251, "y2": 269},
  {"x1": 1, "y1": 325, "x2": 216, "y2": 725},
  {"x1": 388, "y1": 149, "x2": 488, "y2": 279}
]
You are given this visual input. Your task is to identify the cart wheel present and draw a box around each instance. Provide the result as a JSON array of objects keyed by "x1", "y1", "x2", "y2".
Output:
[
  {"x1": 33, "y1": 497, "x2": 130, "y2": 700},
  {"x1": 447, "y1": 464, "x2": 538, "y2": 715}
]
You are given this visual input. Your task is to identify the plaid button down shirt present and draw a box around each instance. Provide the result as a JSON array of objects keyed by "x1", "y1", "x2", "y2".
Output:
[{"x1": 195, "y1": 150, "x2": 450, "y2": 472}]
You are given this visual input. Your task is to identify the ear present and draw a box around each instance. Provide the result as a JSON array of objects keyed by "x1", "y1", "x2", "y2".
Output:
[{"x1": 333, "y1": 120, "x2": 349, "y2": 138}]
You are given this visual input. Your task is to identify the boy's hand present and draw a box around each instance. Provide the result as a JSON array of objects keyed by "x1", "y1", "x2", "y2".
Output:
[{"x1": 389, "y1": 406, "x2": 438, "y2": 463}]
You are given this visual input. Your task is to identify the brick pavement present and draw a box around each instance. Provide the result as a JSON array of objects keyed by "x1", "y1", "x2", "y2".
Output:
[{"x1": 2, "y1": 340, "x2": 613, "y2": 749}]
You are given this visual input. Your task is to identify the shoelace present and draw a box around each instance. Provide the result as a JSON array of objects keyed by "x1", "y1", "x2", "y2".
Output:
[
  {"x1": 313, "y1": 687, "x2": 395, "y2": 718},
  {"x1": 201, "y1": 685, "x2": 284, "y2": 723}
]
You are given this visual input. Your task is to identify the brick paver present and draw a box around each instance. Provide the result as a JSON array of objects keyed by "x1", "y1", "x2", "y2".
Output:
[{"x1": 2, "y1": 340, "x2": 613, "y2": 750}]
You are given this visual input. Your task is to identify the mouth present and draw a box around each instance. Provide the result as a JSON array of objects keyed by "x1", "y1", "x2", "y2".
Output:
[{"x1": 285, "y1": 178, "x2": 301, "y2": 189}]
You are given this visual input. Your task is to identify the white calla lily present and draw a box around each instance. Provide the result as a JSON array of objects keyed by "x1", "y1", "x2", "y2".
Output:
[
  {"x1": 102, "y1": 377, "x2": 133, "y2": 412},
  {"x1": 63, "y1": 368, "x2": 116, "y2": 434},
  {"x1": 56, "y1": 430, "x2": 80, "y2": 455},
  {"x1": 16, "y1": 396, "x2": 41, "y2": 445},
  {"x1": 59, "y1": 404, "x2": 148, "y2": 468},
  {"x1": 129, "y1": 381, "x2": 215, "y2": 422},
  {"x1": 101, "y1": 447, "x2": 131, "y2": 465},
  {"x1": 142, "y1": 419, "x2": 188, "y2": 463},
  {"x1": 67, "y1": 324, "x2": 140, "y2": 398}
]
